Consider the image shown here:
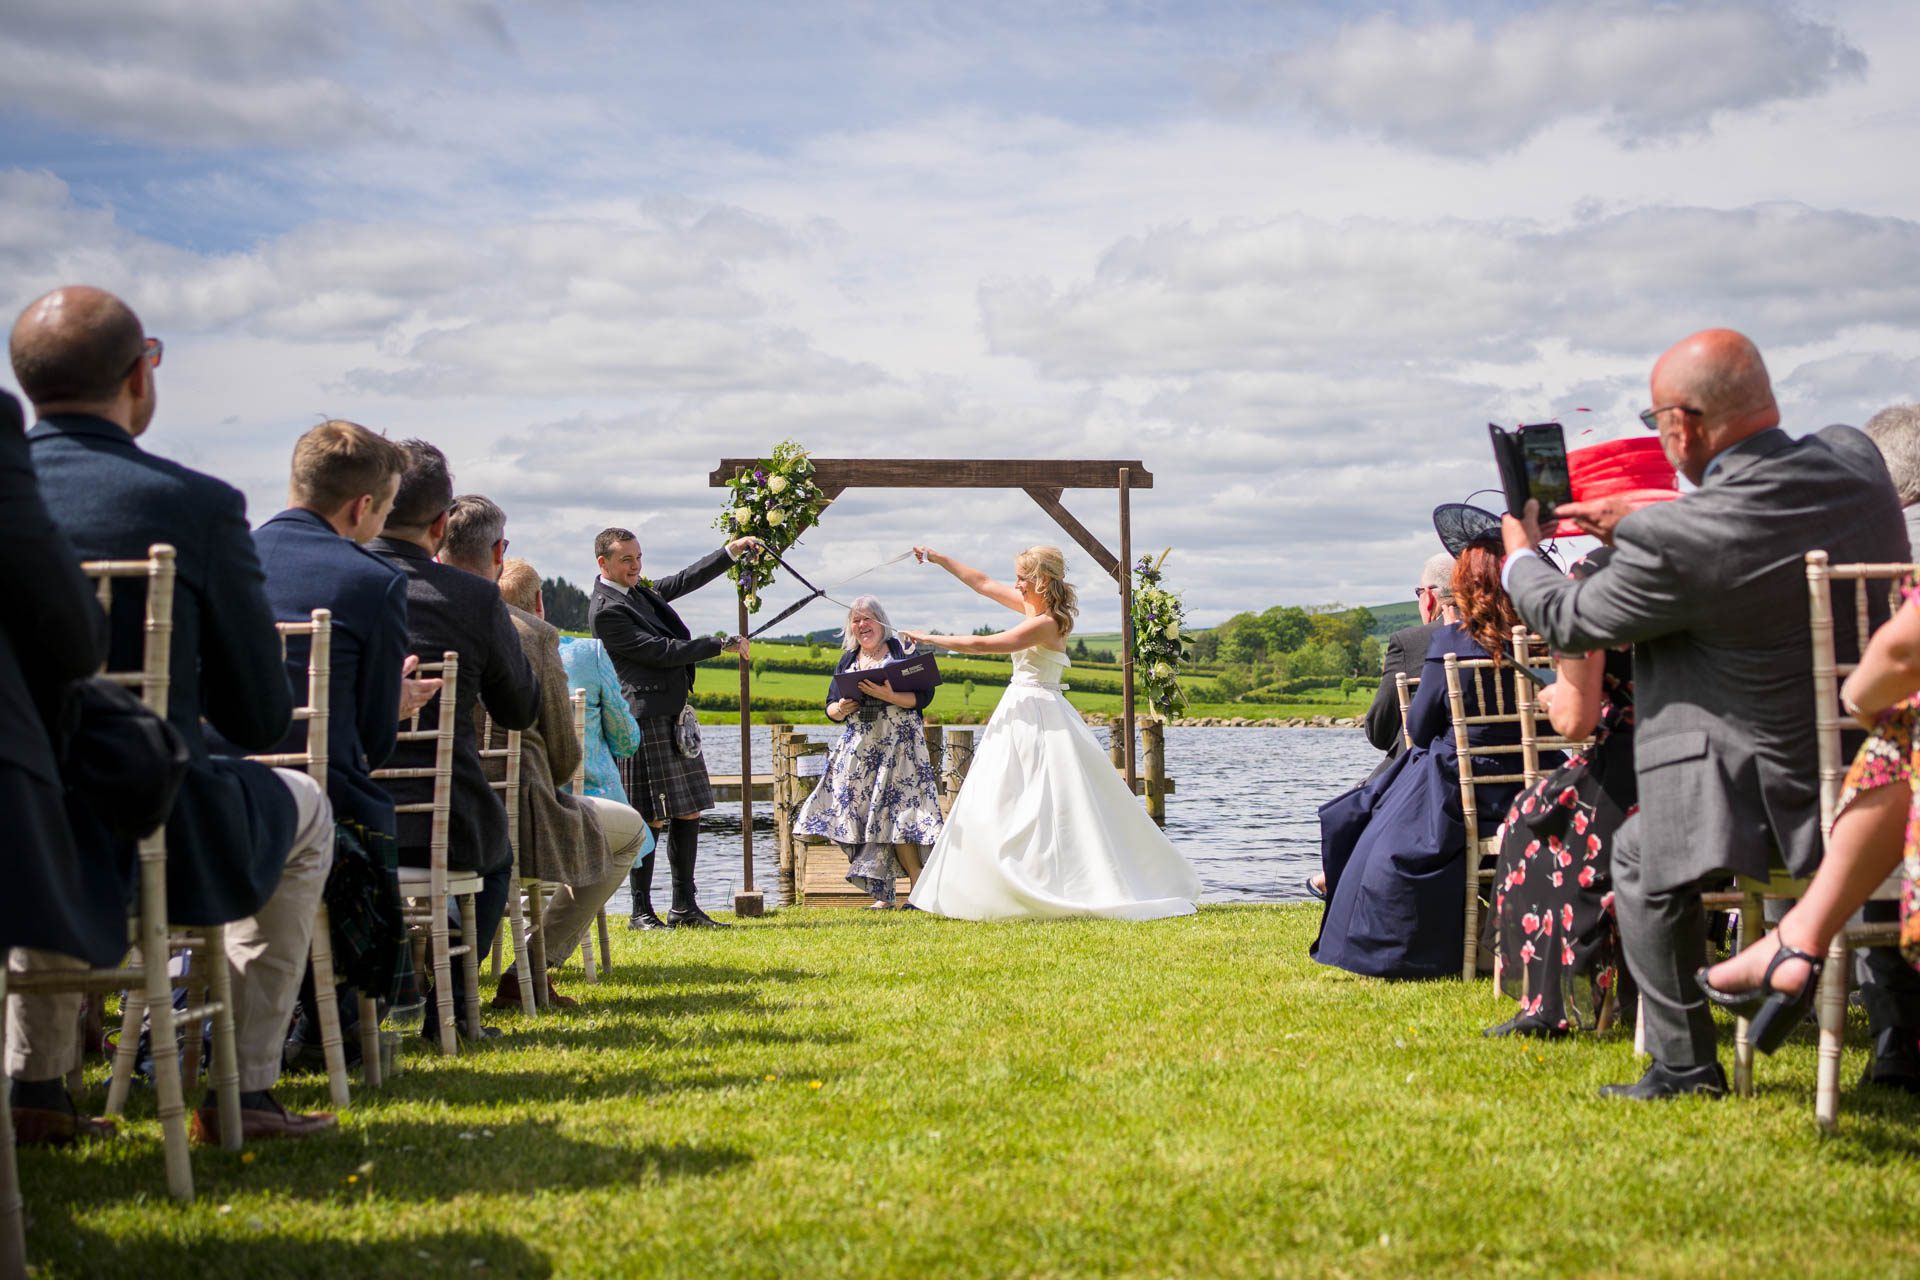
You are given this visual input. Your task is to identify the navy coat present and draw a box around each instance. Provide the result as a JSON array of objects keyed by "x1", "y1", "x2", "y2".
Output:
[
  {"x1": 0, "y1": 393, "x2": 125, "y2": 963},
  {"x1": 1313, "y1": 623, "x2": 1523, "y2": 980},
  {"x1": 368, "y1": 537, "x2": 539, "y2": 875},
  {"x1": 589, "y1": 550, "x2": 732, "y2": 722},
  {"x1": 824, "y1": 637, "x2": 934, "y2": 716},
  {"x1": 29, "y1": 413, "x2": 296, "y2": 927},
  {"x1": 251, "y1": 507, "x2": 411, "y2": 839}
]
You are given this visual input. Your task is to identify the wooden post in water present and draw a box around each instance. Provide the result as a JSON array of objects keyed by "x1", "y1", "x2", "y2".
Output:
[
  {"x1": 1107, "y1": 721, "x2": 1124, "y2": 770},
  {"x1": 1118, "y1": 466, "x2": 1137, "y2": 796},
  {"x1": 771, "y1": 725, "x2": 793, "y2": 876},
  {"x1": 734, "y1": 596, "x2": 763, "y2": 917},
  {"x1": 923, "y1": 723, "x2": 944, "y2": 785},
  {"x1": 1142, "y1": 717, "x2": 1167, "y2": 826},
  {"x1": 943, "y1": 727, "x2": 976, "y2": 814}
]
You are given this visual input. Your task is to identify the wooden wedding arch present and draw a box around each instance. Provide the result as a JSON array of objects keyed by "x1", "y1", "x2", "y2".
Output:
[{"x1": 707, "y1": 458, "x2": 1153, "y2": 916}]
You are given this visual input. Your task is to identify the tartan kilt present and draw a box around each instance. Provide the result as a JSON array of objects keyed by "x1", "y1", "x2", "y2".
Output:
[{"x1": 622, "y1": 714, "x2": 714, "y2": 822}]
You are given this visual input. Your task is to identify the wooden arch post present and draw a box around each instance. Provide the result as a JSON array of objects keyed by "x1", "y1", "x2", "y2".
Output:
[{"x1": 708, "y1": 459, "x2": 1153, "y2": 913}]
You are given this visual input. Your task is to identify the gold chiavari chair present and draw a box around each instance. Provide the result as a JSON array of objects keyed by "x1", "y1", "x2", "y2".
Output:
[
  {"x1": 6, "y1": 546, "x2": 225, "y2": 1199},
  {"x1": 480, "y1": 714, "x2": 538, "y2": 1014},
  {"x1": 373, "y1": 654, "x2": 480, "y2": 1054},
  {"x1": 1709, "y1": 552, "x2": 1914, "y2": 1128},
  {"x1": 569, "y1": 689, "x2": 614, "y2": 983}
]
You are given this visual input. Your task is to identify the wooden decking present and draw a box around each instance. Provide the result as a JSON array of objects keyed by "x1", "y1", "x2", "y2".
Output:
[{"x1": 792, "y1": 838, "x2": 911, "y2": 907}]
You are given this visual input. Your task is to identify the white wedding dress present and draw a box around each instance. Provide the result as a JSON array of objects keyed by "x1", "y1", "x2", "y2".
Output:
[{"x1": 908, "y1": 647, "x2": 1201, "y2": 921}]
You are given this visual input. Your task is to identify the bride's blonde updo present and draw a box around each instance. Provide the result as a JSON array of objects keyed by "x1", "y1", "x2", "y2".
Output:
[{"x1": 1016, "y1": 545, "x2": 1078, "y2": 637}]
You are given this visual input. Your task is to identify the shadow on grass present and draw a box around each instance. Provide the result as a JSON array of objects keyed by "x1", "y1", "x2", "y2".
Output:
[{"x1": 44, "y1": 1223, "x2": 554, "y2": 1280}]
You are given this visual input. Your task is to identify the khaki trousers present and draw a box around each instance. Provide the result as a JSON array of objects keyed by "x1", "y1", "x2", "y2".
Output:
[
  {"x1": 5, "y1": 768, "x2": 333, "y2": 1092},
  {"x1": 541, "y1": 796, "x2": 648, "y2": 963}
]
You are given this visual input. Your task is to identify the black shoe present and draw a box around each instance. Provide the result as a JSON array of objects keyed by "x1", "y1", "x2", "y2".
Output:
[
  {"x1": 1859, "y1": 1028, "x2": 1920, "y2": 1093},
  {"x1": 1305, "y1": 878, "x2": 1327, "y2": 902},
  {"x1": 1483, "y1": 1015, "x2": 1568, "y2": 1040},
  {"x1": 282, "y1": 1035, "x2": 361, "y2": 1073},
  {"x1": 1696, "y1": 942, "x2": 1823, "y2": 1055},
  {"x1": 628, "y1": 909, "x2": 669, "y2": 931},
  {"x1": 1599, "y1": 1060, "x2": 1728, "y2": 1101},
  {"x1": 667, "y1": 906, "x2": 731, "y2": 929}
]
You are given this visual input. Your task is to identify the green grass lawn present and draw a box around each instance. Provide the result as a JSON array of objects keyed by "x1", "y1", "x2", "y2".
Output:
[{"x1": 21, "y1": 906, "x2": 1920, "y2": 1278}]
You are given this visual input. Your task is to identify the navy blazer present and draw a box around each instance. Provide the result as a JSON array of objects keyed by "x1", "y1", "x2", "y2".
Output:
[
  {"x1": 0, "y1": 393, "x2": 124, "y2": 963},
  {"x1": 825, "y1": 637, "x2": 934, "y2": 716},
  {"x1": 589, "y1": 550, "x2": 732, "y2": 722},
  {"x1": 29, "y1": 413, "x2": 296, "y2": 927},
  {"x1": 369, "y1": 536, "x2": 539, "y2": 875},
  {"x1": 252, "y1": 507, "x2": 411, "y2": 839}
]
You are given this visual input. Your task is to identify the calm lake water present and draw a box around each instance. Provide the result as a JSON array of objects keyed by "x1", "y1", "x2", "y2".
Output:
[{"x1": 609, "y1": 724, "x2": 1381, "y2": 915}]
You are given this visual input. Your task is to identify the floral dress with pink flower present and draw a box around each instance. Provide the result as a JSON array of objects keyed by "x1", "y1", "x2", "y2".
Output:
[
  {"x1": 1494, "y1": 650, "x2": 1636, "y2": 1031},
  {"x1": 1834, "y1": 580, "x2": 1920, "y2": 967}
]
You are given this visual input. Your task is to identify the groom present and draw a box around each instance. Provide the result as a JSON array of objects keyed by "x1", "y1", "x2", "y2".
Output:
[{"x1": 588, "y1": 527, "x2": 759, "y2": 929}]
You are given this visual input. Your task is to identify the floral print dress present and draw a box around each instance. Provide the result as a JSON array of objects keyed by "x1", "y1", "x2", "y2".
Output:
[
  {"x1": 1493, "y1": 650, "x2": 1637, "y2": 1031},
  {"x1": 793, "y1": 651, "x2": 945, "y2": 904},
  {"x1": 1835, "y1": 581, "x2": 1920, "y2": 967}
]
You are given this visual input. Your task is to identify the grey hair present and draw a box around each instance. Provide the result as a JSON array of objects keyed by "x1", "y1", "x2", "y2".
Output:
[
  {"x1": 441, "y1": 493, "x2": 506, "y2": 567},
  {"x1": 1420, "y1": 551, "x2": 1456, "y2": 601},
  {"x1": 1866, "y1": 404, "x2": 1920, "y2": 507},
  {"x1": 840, "y1": 595, "x2": 895, "y2": 650}
]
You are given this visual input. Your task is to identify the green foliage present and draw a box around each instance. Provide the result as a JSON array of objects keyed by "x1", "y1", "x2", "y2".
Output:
[
  {"x1": 1132, "y1": 549, "x2": 1193, "y2": 717},
  {"x1": 540, "y1": 576, "x2": 591, "y2": 631}
]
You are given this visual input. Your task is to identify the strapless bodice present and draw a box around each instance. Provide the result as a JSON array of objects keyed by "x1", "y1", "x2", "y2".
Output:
[{"x1": 1009, "y1": 647, "x2": 1071, "y2": 689}]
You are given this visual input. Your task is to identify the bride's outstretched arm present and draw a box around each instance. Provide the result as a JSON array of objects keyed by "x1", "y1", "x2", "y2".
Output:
[
  {"x1": 913, "y1": 546, "x2": 1025, "y2": 613},
  {"x1": 899, "y1": 615, "x2": 1059, "y2": 656}
]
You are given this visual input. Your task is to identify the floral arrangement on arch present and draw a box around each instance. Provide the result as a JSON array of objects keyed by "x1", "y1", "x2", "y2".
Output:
[
  {"x1": 713, "y1": 440, "x2": 829, "y2": 612},
  {"x1": 1132, "y1": 549, "x2": 1193, "y2": 719}
]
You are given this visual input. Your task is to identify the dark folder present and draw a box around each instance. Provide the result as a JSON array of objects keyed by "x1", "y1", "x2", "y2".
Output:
[{"x1": 829, "y1": 653, "x2": 943, "y2": 704}]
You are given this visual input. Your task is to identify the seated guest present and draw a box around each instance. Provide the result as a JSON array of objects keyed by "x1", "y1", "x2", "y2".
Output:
[
  {"x1": 14, "y1": 286, "x2": 335, "y2": 1141},
  {"x1": 251, "y1": 419, "x2": 439, "y2": 1066},
  {"x1": 1488, "y1": 549, "x2": 1633, "y2": 1038},
  {"x1": 489, "y1": 558, "x2": 651, "y2": 1006},
  {"x1": 1503, "y1": 329, "x2": 1920, "y2": 1098},
  {"x1": 370, "y1": 466, "x2": 539, "y2": 1040},
  {"x1": 1866, "y1": 404, "x2": 1920, "y2": 553},
  {"x1": 793, "y1": 596, "x2": 943, "y2": 907},
  {"x1": 2, "y1": 387, "x2": 121, "y2": 1144},
  {"x1": 1310, "y1": 550, "x2": 1458, "y2": 899},
  {"x1": 557, "y1": 632, "x2": 651, "y2": 927},
  {"x1": 1313, "y1": 531, "x2": 1524, "y2": 979},
  {"x1": 1699, "y1": 568, "x2": 1920, "y2": 1053}
]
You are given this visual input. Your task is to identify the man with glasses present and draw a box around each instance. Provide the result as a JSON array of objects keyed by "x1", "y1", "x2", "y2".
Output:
[
  {"x1": 1501, "y1": 327, "x2": 1920, "y2": 1099},
  {"x1": 12, "y1": 285, "x2": 337, "y2": 1142},
  {"x1": 371, "y1": 452, "x2": 539, "y2": 1041},
  {"x1": 1362, "y1": 551, "x2": 1457, "y2": 768}
]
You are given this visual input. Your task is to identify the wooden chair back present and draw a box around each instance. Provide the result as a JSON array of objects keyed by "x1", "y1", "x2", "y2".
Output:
[
  {"x1": 479, "y1": 711, "x2": 537, "y2": 1013},
  {"x1": 1393, "y1": 673, "x2": 1420, "y2": 751},
  {"x1": 372, "y1": 653, "x2": 462, "y2": 1053}
]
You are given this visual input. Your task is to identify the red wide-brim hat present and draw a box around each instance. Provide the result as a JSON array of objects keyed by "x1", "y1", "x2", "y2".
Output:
[{"x1": 1552, "y1": 437, "x2": 1679, "y2": 537}]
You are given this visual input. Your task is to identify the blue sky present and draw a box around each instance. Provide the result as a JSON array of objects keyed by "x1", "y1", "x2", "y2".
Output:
[{"x1": 5, "y1": 0, "x2": 1918, "y2": 637}]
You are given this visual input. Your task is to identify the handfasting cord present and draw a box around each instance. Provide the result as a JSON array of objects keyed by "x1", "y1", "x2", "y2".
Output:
[{"x1": 744, "y1": 549, "x2": 918, "y2": 639}]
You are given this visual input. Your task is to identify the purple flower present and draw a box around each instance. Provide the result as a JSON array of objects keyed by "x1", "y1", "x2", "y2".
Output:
[{"x1": 754, "y1": 468, "x2": 767, "y2": 482}]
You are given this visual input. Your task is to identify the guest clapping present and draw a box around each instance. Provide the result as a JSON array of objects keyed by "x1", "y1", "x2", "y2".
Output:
[{"x1": 792, "y1": 597, "x2": 943, "y2": 907}]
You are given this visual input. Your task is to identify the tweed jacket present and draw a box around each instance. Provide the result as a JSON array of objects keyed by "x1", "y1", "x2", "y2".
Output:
[
  {"x1": 1362, "y1": 621, "x2": 1444, "y2": 758},
  {"x1": 0, "y1": 394, "x2": 124, "y2": 963},
  {"x1": 369, "y1": 537, "x2": 539, "y2": 875},
  {"x1": 559, "y1": 636, "x2": 641, "y2": 803},
  {"x1": 1508, "y1": 425, "x2": 1907, "y2": 894},
  {"x1": 491, "y1": 606, "x2": 613, "y2": 887},
  {"x1": 252, "y1": 507, "x2": 411, "y2": 839},
  {"x1": 30, "y1": 413, "x2": 297, "y2": 926},
  {"x1": 588, "y1": 549, "x2": 732, "y2": 721}
]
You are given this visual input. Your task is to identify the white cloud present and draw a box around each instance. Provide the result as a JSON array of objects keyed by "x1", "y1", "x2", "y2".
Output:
[{"x1": 1236, "y1": 1, "x2": 1867, "y2": 155}]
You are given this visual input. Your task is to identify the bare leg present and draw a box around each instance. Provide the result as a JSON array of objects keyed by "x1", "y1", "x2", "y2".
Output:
[{"x1": 1703, "y1": 783, "x2": 1908, "y2": 997}]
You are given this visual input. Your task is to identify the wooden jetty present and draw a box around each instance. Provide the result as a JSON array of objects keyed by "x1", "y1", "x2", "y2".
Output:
[{"x1": 748, "y1": 722, "x2": 1174, "y2": 908}]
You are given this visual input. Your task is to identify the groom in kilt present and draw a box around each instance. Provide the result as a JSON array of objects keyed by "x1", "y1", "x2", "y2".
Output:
[{"x1": 588, "y1": 527, "x2": 757, "y2": 929}]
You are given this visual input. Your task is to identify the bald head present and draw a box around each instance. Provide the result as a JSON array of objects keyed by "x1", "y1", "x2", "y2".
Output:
[
  {"x1": 12, "y1": 287, "x2": 145, "y2": 405},
  {"x1": 1648, "y1": 328, "x2": 1781, "y2": 485}
]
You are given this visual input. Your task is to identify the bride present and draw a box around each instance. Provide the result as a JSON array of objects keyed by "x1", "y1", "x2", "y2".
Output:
[{"x1": 897, "y1": 545, "x2": 1201, "y2": 922}]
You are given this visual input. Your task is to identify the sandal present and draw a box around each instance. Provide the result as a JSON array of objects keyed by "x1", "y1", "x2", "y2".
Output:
[{"x1": 1695, "y1": 943, "x2": 1823, "y2": 1055}]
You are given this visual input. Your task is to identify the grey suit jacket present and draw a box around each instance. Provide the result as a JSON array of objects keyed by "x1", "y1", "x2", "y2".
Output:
[{"x1": 1507, "y1": 425, "x2": 1907, "y2": 893}]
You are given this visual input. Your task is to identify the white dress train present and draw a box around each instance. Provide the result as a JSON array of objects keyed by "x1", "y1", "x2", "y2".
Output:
[{"x1": 908, "y1": 647, "x2": 1201, "y2": 921}]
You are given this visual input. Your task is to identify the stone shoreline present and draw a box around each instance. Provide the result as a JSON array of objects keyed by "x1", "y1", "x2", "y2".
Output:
[{"x1": 1080, "y1": 714, "x2": 1363, "y2": 730}]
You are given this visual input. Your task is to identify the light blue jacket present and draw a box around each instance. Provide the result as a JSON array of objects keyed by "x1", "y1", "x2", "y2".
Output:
[{"x1": 559, "y1": 636, "x2": 642, "y2": 803}]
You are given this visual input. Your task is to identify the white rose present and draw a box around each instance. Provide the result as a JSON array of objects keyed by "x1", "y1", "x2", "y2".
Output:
[
  {"x1": 1164, "y1": 622, "x2": 1180, "y2": 640},
  {"x1": 767, "y1": 507, "x2": 787, "y2": 526},
  {"x1": 732, "y1": 506, "x2": 753, "y2": 526},
  {"x1": 767, "y1": 474, "x2": 789, "y2": 494},
  {"x1": 1151, "y1": 662, "x2": 1173, "y2": 680},
  {"x1": 744, "y1": 594, "x2": 759, "y2": 610}
]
